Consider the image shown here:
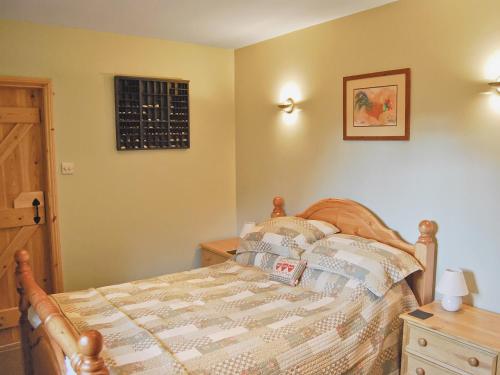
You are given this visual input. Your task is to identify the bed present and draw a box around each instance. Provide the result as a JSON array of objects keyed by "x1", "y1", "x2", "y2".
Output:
[{"x1": 15, "y1": 196, "x2": 437, "y2": 375}]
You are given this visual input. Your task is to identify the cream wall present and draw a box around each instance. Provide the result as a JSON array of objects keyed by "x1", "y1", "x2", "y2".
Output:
[
  {"x1": 235, "y1": 0, "x2": 500, "y2": 312},
  {"x1": 0, "y1": 20, "x2": 236, "y2": 290}
]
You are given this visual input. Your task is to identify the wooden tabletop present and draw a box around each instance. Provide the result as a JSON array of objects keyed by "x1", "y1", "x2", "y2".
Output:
[
  {"x1": 199, "y1": 238, "x2": 239, "y2": 257},
  {"x1": 400, "y1": 301, "x2": 500, "y2": 352}
]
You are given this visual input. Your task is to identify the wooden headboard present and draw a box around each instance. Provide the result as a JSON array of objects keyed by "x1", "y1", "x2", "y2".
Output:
[{"x1": 271, "y1": 196, "x2": 436, "y2": 305}]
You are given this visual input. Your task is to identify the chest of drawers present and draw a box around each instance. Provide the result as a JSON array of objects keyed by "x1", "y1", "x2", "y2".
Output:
[{"x1": 401, "y1": 302, "x2": 500, "y2": 375}]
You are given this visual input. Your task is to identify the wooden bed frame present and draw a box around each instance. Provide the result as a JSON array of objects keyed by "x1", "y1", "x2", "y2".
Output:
[{"x1": 15, "y1": 196, "x2": 436, "y2": 375}]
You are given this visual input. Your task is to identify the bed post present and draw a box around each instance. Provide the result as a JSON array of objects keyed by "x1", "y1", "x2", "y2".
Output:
[
  {"x1": 15, "y1": 249, "x2": 108, "y2": 375},
  {"x1": 73, "y1": 331, "x2": 107, "y2": 375},
  {"x1": 271, "y1": 196, "x2": 286, "y2": 217},
  {"x1": 16, "y1": 248, "x2": 33, "y2": 375},
  {"x1": 413, "y1": 220, "x2": 437, "y2": 305}
]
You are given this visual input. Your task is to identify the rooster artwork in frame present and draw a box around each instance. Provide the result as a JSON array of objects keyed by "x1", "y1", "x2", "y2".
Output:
[{"x1": 343, "y1": 68, "x2": 411, "y2": 140}]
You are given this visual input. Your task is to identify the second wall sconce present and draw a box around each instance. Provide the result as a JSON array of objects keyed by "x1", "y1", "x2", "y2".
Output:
[
  {"x1": 489, "y1": 78, "x2": 500, "y2": 94},
  {"x1": 278, "y1": 98, "x2": 295, "y2": 113}
]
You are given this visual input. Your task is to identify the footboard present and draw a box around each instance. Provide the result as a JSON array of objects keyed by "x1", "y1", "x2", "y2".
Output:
[{"x1": 15, "y1": 249, "x2": 108, "y2": 375}]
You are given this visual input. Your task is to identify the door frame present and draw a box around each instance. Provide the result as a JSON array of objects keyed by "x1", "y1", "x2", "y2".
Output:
[{"x1": 0, "y1": 76, "x2": 63, "y2": 292}]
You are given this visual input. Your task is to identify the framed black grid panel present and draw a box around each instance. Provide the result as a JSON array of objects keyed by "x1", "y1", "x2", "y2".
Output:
[{"x1": 114, "y1": 76, "x2": 190, "y2": 150}]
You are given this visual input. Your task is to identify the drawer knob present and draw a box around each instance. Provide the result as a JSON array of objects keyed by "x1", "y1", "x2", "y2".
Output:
[
  {"x1": 468, "y1": 357, "x2": 479, "y2": 367},
  {"x1": 416, "y1": 367, "x2": 425, "y2": 375},
  {"x1": 417, "y1": 338, "x2": 427, "y2": 347}
]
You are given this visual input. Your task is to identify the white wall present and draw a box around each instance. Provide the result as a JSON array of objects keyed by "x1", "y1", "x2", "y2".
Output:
[{"x1": 235, "y1": 0, "x2": 500, "y2": 312}]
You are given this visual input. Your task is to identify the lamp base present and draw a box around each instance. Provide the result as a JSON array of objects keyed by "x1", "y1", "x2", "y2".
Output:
[{"x1": 441, "y1": 295, "x2": 462, "y2": 312}]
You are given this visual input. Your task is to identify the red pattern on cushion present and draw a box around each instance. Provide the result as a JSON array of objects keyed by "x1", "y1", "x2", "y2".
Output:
[{"x1": 270, "y1": 257, "x2": 307, "y2": 286}]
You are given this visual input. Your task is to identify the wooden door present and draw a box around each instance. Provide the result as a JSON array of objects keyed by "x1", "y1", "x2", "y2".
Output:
[{"x1": 0, "y1": 77, "x2": 62, "y2": 360}]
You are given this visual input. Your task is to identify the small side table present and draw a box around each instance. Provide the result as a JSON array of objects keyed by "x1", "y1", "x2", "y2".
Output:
[{"x1": 200, "y1": 238, "x2": 239, "y2": 267}]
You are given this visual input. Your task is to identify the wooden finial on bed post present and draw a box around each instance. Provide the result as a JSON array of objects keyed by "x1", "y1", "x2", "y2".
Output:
[
  {"x1": 271, "y1": 196, "x2": 286, "y2": 217},
  {"x1": 418, "y1": 220, "x2": 435, "y2": 244},
  {"x1": 414, "y1": 220, "x2": 437, "y2": 305},
  {"x1": 76, "y1": 330, "x2": 108, "y2": 375}
]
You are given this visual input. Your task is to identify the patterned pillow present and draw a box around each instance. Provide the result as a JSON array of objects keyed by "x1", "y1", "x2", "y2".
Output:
[
  {"x1": 269, "y1": 257, "x2": 307, "y2": 286},
  {"x1": 237, "y1": 216, "x2": 340, "y2": 259},
  {"x1": 234, "y1": 251, "x2": 280, "y2": 272},
  {"x1": 302, "y1": 234, "x2": 422, "y2": 297},
  {"x1": 298, "y1": 267, "x2": 363, "y2": 296}
]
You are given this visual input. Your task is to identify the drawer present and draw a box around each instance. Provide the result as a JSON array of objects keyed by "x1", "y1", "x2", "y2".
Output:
[
  {"x1": 406, "y1": 323, "x2": 497, "y2": 375},
  {"x1": 201, "y1": 250, "x2": 227, "y2": 267},
  {"x1": 405, "y1": 352, "x2": 458, "y2": 375}
]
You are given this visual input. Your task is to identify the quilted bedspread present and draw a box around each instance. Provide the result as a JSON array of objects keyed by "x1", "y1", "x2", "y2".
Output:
[{"x1": 51, "y1": 261, "x2": 418, "y2": 374}]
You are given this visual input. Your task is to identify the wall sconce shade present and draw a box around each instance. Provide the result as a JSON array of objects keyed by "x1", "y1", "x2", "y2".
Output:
[
  {"x1": 489, "y1": 81, "x2": 500, "y2": 93},
  {"x1": 278, "y1": 98, "x2": 295, "y2": 113}
]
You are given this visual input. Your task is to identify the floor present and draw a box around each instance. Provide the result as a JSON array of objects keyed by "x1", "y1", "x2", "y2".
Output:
[{"x1": 0, "y1": 343, "x2": 25, "y2": 374}]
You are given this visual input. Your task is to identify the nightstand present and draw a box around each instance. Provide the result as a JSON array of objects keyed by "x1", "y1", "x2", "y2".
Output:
[
  {"x1": 200, "y1": 238, "x2": 239, "y2": 267},
  {"x1": 400, "y1": 302, "x2": 500, "y2": 375}
]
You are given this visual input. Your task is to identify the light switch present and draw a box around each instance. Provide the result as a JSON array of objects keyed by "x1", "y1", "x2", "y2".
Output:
[{"x1": 61, "y1": 162, "x2": 75, "y2": 175}]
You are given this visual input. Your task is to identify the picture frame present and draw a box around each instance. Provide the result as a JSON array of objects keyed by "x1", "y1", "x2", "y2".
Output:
[{"x1": 343, "y1": 68, "x2": 411, "y2": 140}]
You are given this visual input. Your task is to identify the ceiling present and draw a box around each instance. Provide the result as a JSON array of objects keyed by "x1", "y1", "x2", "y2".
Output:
[{"x1": 0, "y1": 0, "x2": 396, "y2": 48}]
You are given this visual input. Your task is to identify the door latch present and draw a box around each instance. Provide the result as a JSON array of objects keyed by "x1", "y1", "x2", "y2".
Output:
[{"x1": 32, "y1": 198, "x2": 41, "y2": 224}]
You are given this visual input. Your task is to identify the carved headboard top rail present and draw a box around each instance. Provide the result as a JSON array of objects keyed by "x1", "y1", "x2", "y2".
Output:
[{"x1": 271, "y1": 196, "x2": 437, "y2": 305}]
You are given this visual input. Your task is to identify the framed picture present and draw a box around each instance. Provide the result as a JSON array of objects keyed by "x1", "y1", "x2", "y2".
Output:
[{"x1": 343, "y1": 68, "x2": 410, "y2": 140}]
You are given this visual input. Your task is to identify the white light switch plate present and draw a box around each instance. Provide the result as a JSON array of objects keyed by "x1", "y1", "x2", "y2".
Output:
[{"x1": 61, "y1": 162, "x2": 75, "y2": 175}]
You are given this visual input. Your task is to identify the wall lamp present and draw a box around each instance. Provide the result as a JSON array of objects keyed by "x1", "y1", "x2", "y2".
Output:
[
  {"x1": 489, "y1": 78, "x2": 500, "y2": 94},
  {"x1": 278, "y1": 98, "x2": 295, "y2": 113}
]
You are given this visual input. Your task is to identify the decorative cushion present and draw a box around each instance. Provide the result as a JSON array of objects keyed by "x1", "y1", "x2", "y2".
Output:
[
  {"x1": 302, "y1": 234, "x2": 423, "y2": 297},
  {"x1": 269, "y1": 257, "x2": 307, "y2": 286},
  {"x1": 237, "y1": 216, "x2": 340, "y2": 259}
]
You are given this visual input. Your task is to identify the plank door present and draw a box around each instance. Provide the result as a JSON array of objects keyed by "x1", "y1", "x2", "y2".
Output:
[{"x1": 0, "y1": 77, "x2": 62, "y2": 352}]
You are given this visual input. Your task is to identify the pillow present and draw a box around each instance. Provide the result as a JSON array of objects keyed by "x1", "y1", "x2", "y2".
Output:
[
  {"x1": 237, "y1": 216, "x2": 340, "y2": 259},
  {"x1": 302, "y1": 234, "x2": 423, "y2": 297},
  {"x1": 298, "y1": 267, "x2": 363, "y2": 296},
  {"x1": 269, "y1": 257, "x2": 307, "y2": 286},
  {"x1": 234, "y1": 251, "x2": 280, "y2": 272}
]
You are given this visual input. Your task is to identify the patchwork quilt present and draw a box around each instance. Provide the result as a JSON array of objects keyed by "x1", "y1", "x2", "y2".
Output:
[{"x1": 51, "y1": 261, "x2": 418, "y2": 374}]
